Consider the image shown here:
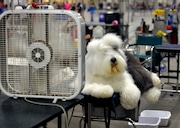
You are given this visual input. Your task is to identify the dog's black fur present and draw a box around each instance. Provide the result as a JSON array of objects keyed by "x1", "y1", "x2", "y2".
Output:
[{"x1": 125, "y1": 51, "x2": 154, "y2": 94}]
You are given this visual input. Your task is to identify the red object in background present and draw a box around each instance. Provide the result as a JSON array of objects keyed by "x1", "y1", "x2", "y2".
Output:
[
  {"x1": 32, "y1": 2, "x2": 38, "y2": 8},
  {"x1": 0, "y1": 2, "x2": 4, "y2": 8},
  {"x1": 170, "y1": 27, "x2": 178, "y2": 44},
  {"x1": 31, "y1": 2, "x2": 47, "y2": 9},
  {"x1": 166, "y1": 25, "x2": 178, "y2": 44},
  {"x1": 166, "y1": 25, "x2": 172, "y2": 30}
]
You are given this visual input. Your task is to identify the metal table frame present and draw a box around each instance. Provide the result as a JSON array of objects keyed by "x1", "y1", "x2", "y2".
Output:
[{"x1": 155, "y1": 44, "x2": 180, "y2": 92}]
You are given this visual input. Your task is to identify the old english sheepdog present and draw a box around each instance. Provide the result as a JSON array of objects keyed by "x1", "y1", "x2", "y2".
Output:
[{"x1": 81, "y1": 33, "x2": 141, "y2": 110}]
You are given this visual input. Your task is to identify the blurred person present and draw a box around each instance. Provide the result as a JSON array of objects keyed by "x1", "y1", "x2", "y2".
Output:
[
  {"x1": 131, "y1": 1, "x2": 136, "y2": 22},
  {"x1": 149, "y1": 3, "x2": 154, "y2": 12},
  {"x1": 113, "y1": 3, "x2": 118, "y2": 11},
  {"x1": 88, "y1": 1, "x2": 96, "y2": 22},
  {"x1": 171, "y1": 2, "x2": 176, "y2": 10},
  {"x1": 77, "y1": 2, "x2": 85, "y2": 20},
  {"x1": 103, "y1": 1, "x2": 106, "y2": 10},
  {"x1": 77, "y1": 2, "x2": 82, "y2": 13},
  {"x1": 141, "y1": 2, "x2": 146, "y2": 14},
  {"x1": 106, "y1": 2, "x2": 112, "y2": 10},
  {"x1": 71, "y1": 3, "x2": 76, "y2": 11},
  {"x1": 61, "y1": 16, "x2": 92, "y2": 46},
  {"x1": 53, "y1": 1, "x2": 58, "y2": 9},
  {"x1": 64, "y1": 1, "x2": 71, "y2": 10},
  {"x1": 57, "y1": 2, "x2": 63, "y2": 9},
  {"x1": 99, "y1": 2, "x2": 103, "y2": 10}
]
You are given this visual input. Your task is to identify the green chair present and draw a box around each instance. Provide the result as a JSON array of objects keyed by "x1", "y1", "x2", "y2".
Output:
[{"x1": 126, "y1": 35, "x2": 162, "y2": 71}]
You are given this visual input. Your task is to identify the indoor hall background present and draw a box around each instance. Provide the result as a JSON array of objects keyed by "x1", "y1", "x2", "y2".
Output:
[{"x1": 45, "y1": 7, "x2": 180, "y2": 128}]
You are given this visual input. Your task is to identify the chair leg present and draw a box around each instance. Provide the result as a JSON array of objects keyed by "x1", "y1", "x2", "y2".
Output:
[
  {"x1": 81, "y1": 102, "x2": 112, "y2": 128},
  {"x1": 42, "y1": 124, "x2": 47, "y2": 128},
  {"x1": 83, "y1": 103, "x2": 88, "y2": 128},
  {"x1": 83, "y1": 118, "x2": 87, "y2": 128},
  {"x1": 107, "y1": 107, "x2": 111, "y2": 128},
  {"x1": 103, "y1": 107, "x2": 111, "y2": 128},
  {"x1": 79, "y1": 116, "x2": 86, "y2": 128}
]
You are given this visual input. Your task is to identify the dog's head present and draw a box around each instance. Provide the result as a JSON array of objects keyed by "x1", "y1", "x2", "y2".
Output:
[{"x1": 86, "y1": 33, "x2": 127, "y2": 78}]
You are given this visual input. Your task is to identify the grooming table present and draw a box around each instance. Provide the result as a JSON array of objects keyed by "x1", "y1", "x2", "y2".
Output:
[{"x1": 155, "y1": 44, "x2": 180, "y2": 92}]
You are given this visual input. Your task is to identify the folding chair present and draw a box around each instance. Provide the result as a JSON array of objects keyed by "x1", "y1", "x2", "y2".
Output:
[{"x1": 126, "y1": 35, "x2": 162, "y2": 71}]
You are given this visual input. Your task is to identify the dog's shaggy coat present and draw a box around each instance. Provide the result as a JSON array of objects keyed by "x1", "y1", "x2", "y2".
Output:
[
  {"x1": 82, "y1": 33, "x2": 161, "y2": 110},
  {"x1": 82, "y1": 34, "x2": 141, "y2": 110}
]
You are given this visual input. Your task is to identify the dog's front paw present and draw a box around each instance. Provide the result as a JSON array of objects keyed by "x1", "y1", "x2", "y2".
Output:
[
  {"x1": 120, "y1": 85, "x2": 141, "y2": 110},
  {"x1": 91, "y1": 84, "x2": 114, "y2": 98},
  {"x1": 82, "y1": 83, "x2": 114, "y2": 98},
  {"x1": 81, "y1": 84, "x2": 93, "y2": 96},
  {"x1": 151, "y1": 73, "x2": 161, "y2": 88}
]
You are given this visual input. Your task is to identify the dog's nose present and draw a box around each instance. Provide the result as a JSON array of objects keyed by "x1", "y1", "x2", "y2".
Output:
[{"x1": 111, "y1": 57, "x2": 116, "y2": 64}]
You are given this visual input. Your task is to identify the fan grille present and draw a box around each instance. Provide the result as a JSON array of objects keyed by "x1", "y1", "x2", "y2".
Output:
[{"x1": 0, "y1": 10, "x2": 85, "y2": 100}]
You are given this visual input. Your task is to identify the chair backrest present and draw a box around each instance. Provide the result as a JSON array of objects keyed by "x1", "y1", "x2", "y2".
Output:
[{"x1": 136, "y1": 35, "x2": 162, "y2": 46}]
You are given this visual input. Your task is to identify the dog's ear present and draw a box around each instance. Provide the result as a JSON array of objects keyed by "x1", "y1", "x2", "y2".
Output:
[{"x1": 86, "y1": 39, "x2": 100, "y2": 54}]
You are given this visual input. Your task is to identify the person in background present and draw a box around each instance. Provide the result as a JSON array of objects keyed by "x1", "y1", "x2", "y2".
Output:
[
  {"x1": 57, "y1": 2, "x2": 64, "y2": 9},
  {"x1": 61, "y1": 19, "x2": 92, "y2": 48},
  {"x1": 85, "y1": 26, "x2": 92, "y2": 46},
  {"x1": 64, "y1": 1, "x2": 71, "y2": 10},
  {"x1": 52, "y1": 1, "x2": 58, "y2": 9},
  {"x1": 106, "y1": 2, "x2": 112, "y2": 10},
  {"x1": 61, "y1": 17, "x2": 92, "y2": 46},
  {"x1": 71, "y1": 3, "x2": 76, "y2": 11},
  {"x1": 76, "y1": 2, "x2": 82, "y2": 13},
  {"x1": 113, "y1": 3, "x2": 118, "y2": 11}
]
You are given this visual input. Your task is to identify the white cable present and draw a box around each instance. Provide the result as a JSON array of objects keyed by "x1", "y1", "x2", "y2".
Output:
[{"x1": 24, "y1": 97, "x2": 69, "y2": 128}]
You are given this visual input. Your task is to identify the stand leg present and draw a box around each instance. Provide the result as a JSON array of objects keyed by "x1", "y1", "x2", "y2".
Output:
[
  {"x1": 87, "y1": 102, "x2": 91, "y2": 128},
  {"x1": 58, "y1": 115, "x2": 62, "y2": 128}
]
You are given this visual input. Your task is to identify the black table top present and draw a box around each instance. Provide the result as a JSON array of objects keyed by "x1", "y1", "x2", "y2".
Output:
[
  {"x1": 0, "y1": 94, "x2": 84, "y2": 128},
  {"x1": 155, "y1": 44, "x2": 180, "y2": 52}
]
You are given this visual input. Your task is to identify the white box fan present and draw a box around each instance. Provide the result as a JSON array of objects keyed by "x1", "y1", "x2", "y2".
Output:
[{"x1": 0, "y1": 9, "x2": 86, "y2": 100}]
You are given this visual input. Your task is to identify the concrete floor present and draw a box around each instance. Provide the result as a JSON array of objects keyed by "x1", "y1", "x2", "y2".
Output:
[
  {"x1": 45, "y1": 10, "x2": 180, "y2": 128},
  {"x1": 46, "y1": 92, "x2": 180, "y2": 128}
]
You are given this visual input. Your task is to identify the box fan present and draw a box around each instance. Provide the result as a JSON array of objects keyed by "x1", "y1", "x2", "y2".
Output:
[{"x1": 0, "y1": 9, "x2": 86, "y2": 100}]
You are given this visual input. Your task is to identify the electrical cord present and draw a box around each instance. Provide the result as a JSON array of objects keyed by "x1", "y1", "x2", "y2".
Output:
[
  {"x1": 124, "y1": 118, "x2": 136, "y2": 128},
  {"x1": 68, "y1": 106, "x2": 75, "y2": 126},
  {"x1": 24, "y1": 98, "x2": 136, "y2": 128},
  {"x1": 24, "y1": 97, "x2": 69, "y2": 128}
]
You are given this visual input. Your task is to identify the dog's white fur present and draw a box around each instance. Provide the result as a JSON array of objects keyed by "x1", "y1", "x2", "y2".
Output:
[
  {"x1": 82, "y1": 33, "x2": 141, "y2": 110},
  {"x1": 143, "y1": 73, "x2": 161, "y2": 103}
]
